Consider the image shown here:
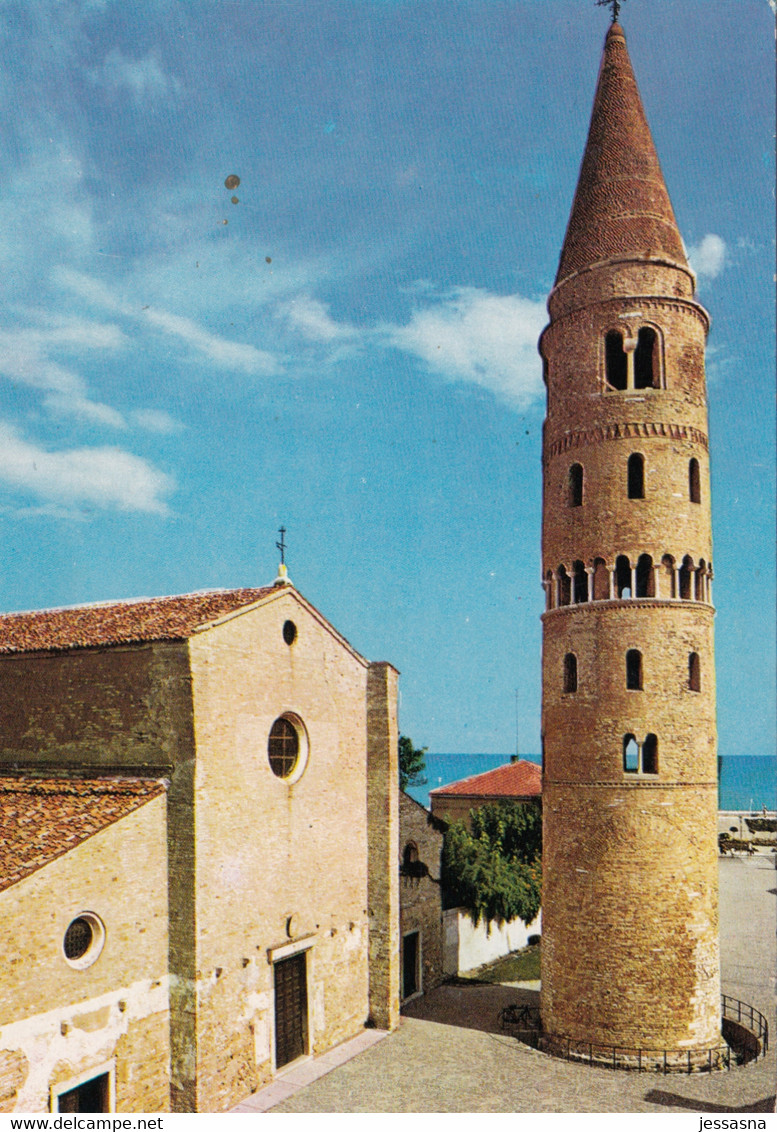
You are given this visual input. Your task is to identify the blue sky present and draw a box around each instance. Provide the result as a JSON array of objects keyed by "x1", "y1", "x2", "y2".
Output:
[{"x1": 0, "y1": 0, "x2": 772, "y2": 756}]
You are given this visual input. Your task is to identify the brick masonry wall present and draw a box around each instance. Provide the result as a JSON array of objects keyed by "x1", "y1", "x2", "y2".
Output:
[
  {"x1": 0, "y1": 796, "x2": 170, "y2": 1112},
  {"x1": 399, "y1": 792, "x2": 444, "y2": 997},
  {"x1": 0, "y1": 642, "x2": 195, "y2": 775},
  {"x1": 540, "y1": 243, "x2": 720, "y2": 1049},
  {"x1": 186, "y1": 589, "x2": 381, "y2": 1112},
  {"x1": 366, "y1": 663, "x2": 400, "y2": 1030}
]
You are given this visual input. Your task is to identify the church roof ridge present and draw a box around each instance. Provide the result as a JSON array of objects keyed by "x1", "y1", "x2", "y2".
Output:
[
  {"x1": 554, "y1": 21, "x2": 687, "y2": 286},
  {"x1": 0, "y1": 586, "x2": 280, "y2": 654}
]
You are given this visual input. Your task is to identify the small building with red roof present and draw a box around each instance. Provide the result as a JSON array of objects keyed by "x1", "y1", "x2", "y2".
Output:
[{"x1": 429, "y1": 757, "x2": 542, "y2": 828}]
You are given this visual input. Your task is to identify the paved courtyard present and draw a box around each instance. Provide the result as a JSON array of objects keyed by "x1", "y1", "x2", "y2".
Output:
[{"x1": 260, "y1": 853, "x2": 776, "y2": 1113}]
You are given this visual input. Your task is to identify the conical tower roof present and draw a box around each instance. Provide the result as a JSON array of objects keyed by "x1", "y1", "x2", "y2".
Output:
[{"x1": 555, "y1": 22, "x2": 688, "y2": 285}]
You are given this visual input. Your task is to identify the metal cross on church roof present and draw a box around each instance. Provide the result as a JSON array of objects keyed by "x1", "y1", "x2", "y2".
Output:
[
  {"x1": 596, "y1": 0, "x2": 625, "y2": 22},
  {"x1": 276, "y1": 526, "x2": 287, "y2": 566}
]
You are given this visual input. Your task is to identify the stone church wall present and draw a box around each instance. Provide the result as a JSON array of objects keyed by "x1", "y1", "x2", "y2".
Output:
[
  {"x1": 399, "y1": 791, "x2": 444, "y2": 998},
  {"x1": 186, "y1": 589, "x2": 377, "y2": 1112},
  {"x1": 0, "y1": 795, "x2": 170, "y2": 1113}
]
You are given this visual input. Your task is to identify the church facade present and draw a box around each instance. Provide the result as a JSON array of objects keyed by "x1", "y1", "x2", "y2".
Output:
[
  {"x1": 0, "y1": 580, "x2": 399, "y2": 1112},
  {"x1": 539, "y1": 20, "x2": 720, "y2": 1055}
]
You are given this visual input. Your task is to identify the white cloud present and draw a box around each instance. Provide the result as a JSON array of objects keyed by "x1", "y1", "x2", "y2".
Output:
[
  {"x1": 688, "y1": 234, "x2": 727, "y2": 281},
  {"x1": 89, "y1": 48, "x2": 183, "y2": 104},
  {"x1": 56, "y1": 269, "x2": 281, "y2": 377},
  {"x1": 385, "y1": 287, "x2": 546, "y2": 406},
  {"x1": 143, "y1": 307, "x2": 280, "y2": 375},
  {"x1": 43, "y1": 393, "x2": 126, "y2": 429},
  {"x1": 131, "y1": 408, "x2": 183, "y2": 434},
  {"x1": 0, "y1": 423, "x2": 173, "y2": 515},
  {"x1": 0, "y1": 321, "x2": 128, "y2": 425},
  {"x1": 282, "y1": 295, "x2": 356, "y2": 342}
]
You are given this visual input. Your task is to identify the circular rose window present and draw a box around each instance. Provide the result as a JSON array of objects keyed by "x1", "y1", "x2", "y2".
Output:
[{"x1": 267, "y1": 714, "x2": 309, "y2": 783}]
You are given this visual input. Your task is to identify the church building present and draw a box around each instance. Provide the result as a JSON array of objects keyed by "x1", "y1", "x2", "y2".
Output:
[
  {"x1": 539, "y1": 16, "x2": 721, "y2": 1058},
  {"x1": 0, "y1": 576, "x2": 399, "y2": 1111}
]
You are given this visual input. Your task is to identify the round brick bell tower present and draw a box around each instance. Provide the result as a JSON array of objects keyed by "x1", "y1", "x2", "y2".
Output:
[{"x1": 538, "y1": 21, "x2": 720, "y2": 1055}]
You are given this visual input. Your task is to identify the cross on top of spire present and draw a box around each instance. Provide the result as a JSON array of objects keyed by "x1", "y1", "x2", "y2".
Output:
[{"x1": 596, "y1": 0, "x2": 625, "y2": 22}]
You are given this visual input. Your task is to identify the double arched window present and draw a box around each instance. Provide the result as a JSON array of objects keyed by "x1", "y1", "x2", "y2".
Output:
[{"x1": 605, "y1": 326, "x2": 662, "y2": 391}]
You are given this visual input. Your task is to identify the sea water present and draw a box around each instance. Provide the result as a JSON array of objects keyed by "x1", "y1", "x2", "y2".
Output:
[{"x1": 404, "y1": 752, "x2": 776, "y2": 813}]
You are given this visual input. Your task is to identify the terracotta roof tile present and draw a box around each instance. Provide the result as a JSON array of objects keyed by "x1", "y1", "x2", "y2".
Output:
[
  {"x1": 0, "y1": 777, "x2": 167, "y2": 891},
  {"x1": 556, "y1": 23, "x2": 687, "y2": 284},
  {"x1": 0, "y1": 587, "x2": 278, "y2": 654},
  {"x1": 429, "y1": 759, "x2": 542, "y2": 799}
]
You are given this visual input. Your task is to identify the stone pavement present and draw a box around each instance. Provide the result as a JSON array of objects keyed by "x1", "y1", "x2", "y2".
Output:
[{"x1": 239, "y1": 855, "x2": 776, "y2": 1113}]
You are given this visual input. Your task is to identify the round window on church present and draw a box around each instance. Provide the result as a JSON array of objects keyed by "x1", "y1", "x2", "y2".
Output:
[
  {"x1": 267, "y1": 714, "x2": 308, "y2": 783},
  {"x1": 283, "y1": 620, "x2": 297, "y2": 645},
  {"x1": 63, "y1": 912, "x2": 105, "y2": 970}
]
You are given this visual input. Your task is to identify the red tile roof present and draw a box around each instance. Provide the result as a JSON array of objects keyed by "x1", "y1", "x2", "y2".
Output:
[
  {"x1": 0, "y1": 587, "x2": 278, "y2": 654},
  {"x1": 429, "y1": 759, "x2": 542, "y2": 799},
  {"x1": 0, "y1": 777, "x2": 167, "y2": 892}
]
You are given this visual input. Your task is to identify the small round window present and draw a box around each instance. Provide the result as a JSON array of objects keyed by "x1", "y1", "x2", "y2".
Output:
[
  {"x1": 283, "y1": 620, "x2": 297, "y2": 645},
  {"x1": 63, "y1": 912, "x2": 105, "y2": 969},
  {"x1": 268, "y1": 714, "x2": 308, "y2": 782}
]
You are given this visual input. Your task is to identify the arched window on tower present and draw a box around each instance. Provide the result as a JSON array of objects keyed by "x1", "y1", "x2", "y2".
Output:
[
  {"x1": 636, "y1": 553, "x2": 654, "y2": 598},
  {"x1": 689, "y1": 458, "x2": 701, "y2": 504},
  {"x1": 642, "y1": 734, "x2": 659, "y2": 774},
  {"x1": 634, "y1": 327, "x2": 659, "y2": 389},
  {"x1": 593, "y1": 557, "x2": 609, "y2": 601},
  {"x1": 573, "y1": 560, "x2": 588, "y2": 604},
  {"x1": 557, "y1": 565, "x2": 571, "y2": 606},
  {"x1": 688, "y1": 652, "x2": 701, "y2": 692},
  {"x1": 627, "y1": 453, "x2": 645, "y2": 499},
  {"x1": 568, "y1": 463, "x2": 583, "y2": 507},
  {"x1": 679, "y1": 555, "x2": 694, "y2": 600},
  {"x1": 623, "y1": 734, "x2": 639, "y2": 773},
  {"x1": 615, "y1": 555, "x2": 631, "y2": 599},
  {"x1": 563, "y1": 653, "x2": 578, "y2": 694},
  {"x1": 605, "y1": 330, "x2": 628, "y2": 390},
  {"x1": 626, "y1": 649, "x2": 643, "y2": 690}
]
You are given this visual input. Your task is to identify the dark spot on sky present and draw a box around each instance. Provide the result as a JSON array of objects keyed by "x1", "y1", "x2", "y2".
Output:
[
  {"x1": 225, "y1": 174, "x2": 240, "y2": 190},
  {"x1": 231, "y1": 196, "x2": 239, "y2": 204},
  {"x1": 265, "y1": 256, "x2": 272, "y2": 264}
]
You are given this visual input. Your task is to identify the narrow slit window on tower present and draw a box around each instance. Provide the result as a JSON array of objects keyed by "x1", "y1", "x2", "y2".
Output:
[
  {"x1": 679, "y1": 555, "x2": 694, "y2": 600},
  {"x1": 623, "y1": 734, "x2": 639, "y2": 773},
  {"x1": 688, "y1": 652, "x2": 701, "y2": 692},
  {"x1": 615, "y1": 555, "x2": 631, "y2": 599},
  {"x1": 642, "y1": 733, "x2": 659, "y2": 774},
  {"x1": 558, "y1": 565, "x2": 571, "y2": 606},
  {"x1": 572, "y1": 560, "x2": 588, "y2": 604},
  {"x1": 689, "y1": 458, "x2": 701, "y2": 503},
  {"x1": 563, "y1": 653, "x2": 578, "y2": 694},
  {"x1": 626, "y1": 649, "x2": 643, "y2": 690},
  {"x1": 568, "y1": 463, "x2": 583, "y2": 507},
  {"x1": 636, "y1": 553, "x2": 654, "y2": 598},
  {"x1": 605, "y1": 330, "x2": 628, "y2": 390},
  {"x1": 634, "y1": 327, "x2": 659, "y2": 389},
  {"x1": 627, "y1": 453, "x2": 645, "y2": 499}
]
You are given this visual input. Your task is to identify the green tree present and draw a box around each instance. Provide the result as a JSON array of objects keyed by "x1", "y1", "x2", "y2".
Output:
[
  {"x1": 399, "y1": 734, "x2": 427, "y2": 792},
  {"x1": 441, "y1": 801, "x2": 542, "y2": 927}
]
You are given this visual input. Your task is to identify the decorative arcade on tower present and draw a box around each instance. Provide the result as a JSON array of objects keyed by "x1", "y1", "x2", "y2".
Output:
[{"x1": 538, "y1": 17, "x2": 723, "y2": 1061}]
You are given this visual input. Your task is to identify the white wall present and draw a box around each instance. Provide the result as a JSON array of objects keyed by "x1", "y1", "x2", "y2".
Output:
[{"x1": 443, "y1": 908, "x2": 541, "y2": 976}]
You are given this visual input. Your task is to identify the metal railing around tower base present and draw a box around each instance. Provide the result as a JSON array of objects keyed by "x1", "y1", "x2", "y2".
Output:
[{"x1": 500, "y1": 995, "x2": 768, "y2": 1074}]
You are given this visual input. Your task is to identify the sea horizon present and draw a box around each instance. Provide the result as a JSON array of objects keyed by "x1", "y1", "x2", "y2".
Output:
[{"x1": 404, "y1": 751, "x2": 776, "y2": 813}]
